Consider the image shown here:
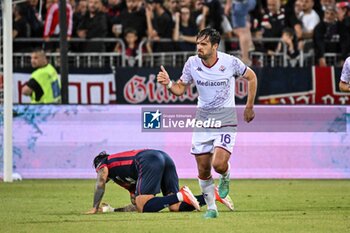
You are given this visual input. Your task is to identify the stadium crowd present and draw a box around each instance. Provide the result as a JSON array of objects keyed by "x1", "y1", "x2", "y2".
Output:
[{"x1": 11, "y1": 0, "x2": 350, "y2": 66}]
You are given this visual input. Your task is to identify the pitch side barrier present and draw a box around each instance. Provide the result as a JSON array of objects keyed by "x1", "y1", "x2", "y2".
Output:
[
  {"x1": 13, "y1": 37, "x2": 126, "y2": 68},
  {"x1": 13, "y1": 38, "x2": 346, "y2": 68},
  {"x1": 0, "y1": 104, "x2": 349, "y2": 179},
  {"x1": 11, "y1": 66, "x2": 350, "y2": 105}
]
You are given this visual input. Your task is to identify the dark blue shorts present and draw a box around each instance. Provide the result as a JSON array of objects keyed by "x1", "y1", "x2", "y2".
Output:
[{"x1": 134, "y1": 150, "x2": 179, "y2": 196}]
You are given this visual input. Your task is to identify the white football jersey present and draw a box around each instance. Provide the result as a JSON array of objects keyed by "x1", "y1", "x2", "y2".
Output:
[
  {"x1": 180, "y1": 51, "x2": 247, "y2": 109},
  {"x1": 340, "y1": 57, "x2": 350, "y2": 83}
]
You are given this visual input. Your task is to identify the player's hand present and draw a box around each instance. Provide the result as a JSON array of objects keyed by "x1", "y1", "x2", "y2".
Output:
[
  {"x1": 130, "y1": 192, "x2": 136, "y2": 205},
  {"x1": 244, "y1": 108, "x2": 255, "y2": 123},
  {"x1": 157, "y1": 65, "x2": 170, "y2": 85},
  {"x1": 85, "y1": 208, "x2": 98, "y2": 214}
]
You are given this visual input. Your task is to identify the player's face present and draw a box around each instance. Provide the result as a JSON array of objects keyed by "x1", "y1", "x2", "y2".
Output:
[{"x1": 196, "y1": 36, "x2": 216, "y2": 60}]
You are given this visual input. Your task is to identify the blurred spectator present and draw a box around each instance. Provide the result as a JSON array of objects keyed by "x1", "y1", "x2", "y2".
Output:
[
  {"x1": 313, "y1": 5, "x2": 339, "y2": 66},
  {"x1": 145, "y1": 0, "x2": 174, "y2": 52},
  {"x1": 43, "y1": 0, "x2": 73, "y2": 52},
  {"x1": 166, "y1": 0, "x2": 181, "y2": 22},
  {"x1": 115, "y1": 0, "x2": 147, "y2": 40},
  {"x1": 261, "y1": 0, "x2": 286, "y2": 52},
  {"x1": 284, "y1": 0, "x2": 307, "y2": 49},
  {"x1": 249, "y1": 0, "x2": 264, "y2": 40},
  {"x1": 106, "y1": 0, "x2": 126, "y2": 24},
  {"x1": 13, "y1": 4, "x2": 31, "y2": 52},
  {"x1": 274, "y1": 27, "x2": 299, "y2": 66},
  {"x1": 199, "y1": 0, "x2": 229, "y2": 34},
  {"x1": 21, "y1": 49, "x2": 61, "y2": 104},
  {"x1": 24, "y1": 0, "x2": 44, "y2": 36},
  {"x1": 225, "y1": 0, "x2": 256, "y2": 65},
  {"x1": 73, "y1": 0, "x2": 88, "y2": 37},
  {"x1": 71, "y1": 0, "x2": 88, "y2": 51},
  {"x1": 77, "y1": 0, "x2": 108, "y2": 52},
  {"x1": 336, "y1": 1, "x2": 350, "y2": 65},
  {"x1": 179, "y1": 0, "x2": 193, "y2": 8},
  {"x1": 317, "y1": 0, "x2": 335, "y2": 19},
  {"x1": 195, "y1": 0, "x2": 232, "y2": 52},
  {"x1": 320, "y1": 0, "x2": 335, "y2": 11},
  {"x1": 173, "y1": 6, "x2": 198, "y2": 51},
  {"x1": 118, "y1": 28, "x2": 140, "y2": 66},
  {"x1": 298, "y1": 0, "x2": 320, "y2": 39}
]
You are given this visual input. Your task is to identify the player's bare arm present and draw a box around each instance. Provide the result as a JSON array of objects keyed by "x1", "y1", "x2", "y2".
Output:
[
  {"x1": 157, "y1": 65, "x2": 187, "y2": 96},
  {"x1": 113, "y1": 204, "x2": 137, "y2": 212},
  {"x1": 339, "y1": 81, "x2": 350, "y2": 92},
  {"x1": 86, "y1": 167, "x2": 108, "y2": 214},
  {"x1": 243, "y1": 67, "x2": 257, "y2": 123}
]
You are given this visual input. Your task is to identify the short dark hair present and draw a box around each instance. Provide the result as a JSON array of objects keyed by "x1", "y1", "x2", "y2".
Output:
[
  {"x1": 124, "y1": 28, "x2": 138, "y2": 37},
  {"x1": 196, "y1": 28, "x2": 221, "y2": 46},
  {"x1": 282, "y1": 27, "x2": 295, "y2": 37},
  {"x1": 146, "y1": 0, "x2": 164, "y2": 4},
  {"x1": 93, "y1": 151, "x2": 109, "y2": 169}
]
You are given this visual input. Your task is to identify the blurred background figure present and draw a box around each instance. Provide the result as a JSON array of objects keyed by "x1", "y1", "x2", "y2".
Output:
[
  {"x1": 274, "y1": 27, "x2": 300, "y2": 66},
  {"x1": 336, "y1": 1, "x2": 350, "y2": 65},
  {"x1": 119, "y1": 28, "x2": 140, "y2": 66},
  {"x1": 225, "y1": 0, "x2": 256, "y2": 65},
  {"x1": 166, "y1": 0, "x2": 181, "y2": 22},
  {"x1": 260, "y1": 0, "x2": 286, "y2": 53},
  {"x1": 173, "y1": 6, "x2": 198, "y2": 51},
  {"x1": 43, "y1": 0, "x2": 73, "y2": 52},
  {"x1": 298, "y1": 0, "x2": 320, "y2": 39},
  {"x1": 114, "y1": 0, "x2": 147, "y2": 41},
  {"x1": 145, "y1": 0, "x2": 174, "y2": 52},
  {"x1": 313, "y1": 5, "x2": 339, "y2": 67},
  {"x1": 13, "y1": 4, "x2": 31, "y2": 53},
  {"x1": 21, "y1": 49, "x2": 61, "y2": 104},
  {"x1": 77, "y1": 0, "x2": 108, "y2": 52}
]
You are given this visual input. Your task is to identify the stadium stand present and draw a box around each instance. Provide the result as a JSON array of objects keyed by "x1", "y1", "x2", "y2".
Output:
[{"x1": 9, "y1": 0, "x2": 350, "y2": 69}]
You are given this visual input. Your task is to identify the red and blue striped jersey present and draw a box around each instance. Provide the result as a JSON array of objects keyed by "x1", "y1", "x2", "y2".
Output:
[{"x1": 96, "y1": 149, "x2": 145, "y2": 193}]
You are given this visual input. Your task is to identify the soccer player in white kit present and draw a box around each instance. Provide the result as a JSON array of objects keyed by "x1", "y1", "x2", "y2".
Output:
[
  {"x1": 339, "y1": 56, "x2": 350, "y2": 92},
  {"x1": 157, "y1": 28, "x2": 257, "y2": 218}
]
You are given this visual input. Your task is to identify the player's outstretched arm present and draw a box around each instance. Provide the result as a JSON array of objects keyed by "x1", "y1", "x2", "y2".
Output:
[
  {"x1": 243, "y1": 67, "x2": 257, "y2": 123},
  {"x1": 157, "y1": 65, "x2": 187, "y2": 96},
  {"x1": 86, "y1": 167, "x2": 108, "y2": 214},
  {"x1": 113, "y1": 204, "x2": 137, "y2": 212}
]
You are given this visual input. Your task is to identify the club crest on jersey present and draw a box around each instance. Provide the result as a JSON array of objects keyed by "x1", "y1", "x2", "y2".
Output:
[{"x1": 219, "y1": 65, "x2": 226, "y2": 72}]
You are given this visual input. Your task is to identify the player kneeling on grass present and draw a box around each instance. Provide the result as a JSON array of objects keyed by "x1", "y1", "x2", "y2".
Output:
[{"x1": 86, "y1": 149, "x2": 233, "y2": 214}]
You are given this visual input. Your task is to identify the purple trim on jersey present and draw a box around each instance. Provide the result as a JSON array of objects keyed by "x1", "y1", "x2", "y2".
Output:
[
  {"x1": 214, "y1": 146, "x2": 232, "y2": 155},
  {"x1": 201, "y1": 57, "x2": 219, "y2": 68},
  {"x1": 205, "y1": 124, "x2": 238, "y2": 129},
  {"x1": 241, "y1": 66, "x2": 248, "y2": 77},
  {"x1": 192, "y1": 151, "x2": 213, "y2": 156}
]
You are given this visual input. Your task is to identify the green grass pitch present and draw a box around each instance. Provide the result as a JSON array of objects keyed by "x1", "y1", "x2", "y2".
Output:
[{"x1": 0, "y1": 179, "x2": 349, "y2": 233}]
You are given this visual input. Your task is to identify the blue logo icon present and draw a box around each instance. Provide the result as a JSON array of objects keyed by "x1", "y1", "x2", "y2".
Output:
[{"x1": 143, "y1": 110, "x2": 162, "y2": 129}]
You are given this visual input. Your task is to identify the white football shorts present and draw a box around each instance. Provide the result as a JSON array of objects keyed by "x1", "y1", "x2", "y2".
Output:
[{"x1": 191, "y1": 127, "x2": 237, "y2": 155}]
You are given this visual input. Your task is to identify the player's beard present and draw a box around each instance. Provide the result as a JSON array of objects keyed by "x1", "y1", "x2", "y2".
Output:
[{"x1": 198, "y1": 50, "x2": 212, "y2": 61}]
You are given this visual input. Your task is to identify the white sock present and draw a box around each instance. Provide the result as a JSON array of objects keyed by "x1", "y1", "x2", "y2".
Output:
[
  {"x1": 176, "y1": 192, "x2": 183, "y2": 202},
  {"x1": 221, "y1": 162, "x2": 231, "y2": 179},
  {"x1": 199, "y1": 177, "x2": 217, "y2": 211}
]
